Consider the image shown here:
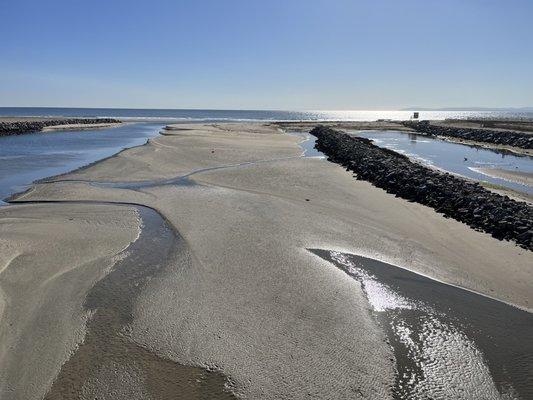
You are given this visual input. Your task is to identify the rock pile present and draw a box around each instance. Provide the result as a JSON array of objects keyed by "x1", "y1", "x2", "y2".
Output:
[
  {"x1": 0, "y1": 118, "x2": 121, "y2": 136},
  {"x1": 310, "y1": 126, "x2": 533, "y2": 251},
  {"x1": 403, "y1": 120, "x2": 533, "y2": 149}
]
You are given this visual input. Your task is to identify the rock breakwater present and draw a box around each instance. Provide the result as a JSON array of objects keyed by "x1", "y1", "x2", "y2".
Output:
[
  {"x1": 403, "y1": 120, "x2": 533, "y2": 149},
  {"x1": 0, "y1": 118, "x2": 121, "y2": 136},
  {"x1": 311, "y1": 126, "x2": 533, "y2": 251}
]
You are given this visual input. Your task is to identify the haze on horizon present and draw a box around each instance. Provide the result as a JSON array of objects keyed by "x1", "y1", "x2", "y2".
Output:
[{"x1": 1, "y1": 0, "x2": 532, "y2": 110}]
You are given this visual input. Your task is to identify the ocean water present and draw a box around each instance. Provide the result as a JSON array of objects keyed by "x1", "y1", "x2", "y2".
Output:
[
  {"x1": 312, "y1": 249, "x2": 533, "y2": 400},
  {"x1": 1, "y1": 107, "x2": 533, "y2": 122}
]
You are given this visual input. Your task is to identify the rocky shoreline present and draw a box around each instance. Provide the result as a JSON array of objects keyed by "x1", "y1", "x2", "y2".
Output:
[
  {"x1": 0, "y1": 118, "x2": 121, "y2": 136},
  {"x1": 403, "y1": 120, "x2": 533, "y2": 149},
  {"x1": 311, "y1": 126, "x2": 533, "y2": 251}
]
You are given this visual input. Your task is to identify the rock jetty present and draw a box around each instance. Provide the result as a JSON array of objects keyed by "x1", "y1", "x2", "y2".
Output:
[
  {"x1": 310, "y1": 126, "x2": 533, "y2": 251},
  {"x1": 0, "y1": 118, "x2": 121, "y2": 136},
  {"x1": 403, "y1": 120, "x2": 533, "y2": 149}
]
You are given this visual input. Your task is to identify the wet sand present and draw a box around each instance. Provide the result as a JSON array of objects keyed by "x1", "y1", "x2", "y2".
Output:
[
  {"x1": 43, "y1": 205, "x2": 234, "y2": 400},
  {"x1": 0, "y1": 203, "x2": 140, "y2": 399},
  {"x1": 413, "y1": 120, "x2": 533, "y2": 157},
  {"x1": 472, "y1": 167, "x2": 533, "y2": 187},
  {"x1": 311, "y1": 249, "x2": 533, "y2": 399},
  {"x1": 2, "y1": 123, "x2": 532, "y2": 399}
]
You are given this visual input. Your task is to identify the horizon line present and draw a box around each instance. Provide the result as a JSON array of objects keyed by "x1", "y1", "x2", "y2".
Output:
[{"x1": 1, "y1": 106, "x2": 532, "y2": 112}]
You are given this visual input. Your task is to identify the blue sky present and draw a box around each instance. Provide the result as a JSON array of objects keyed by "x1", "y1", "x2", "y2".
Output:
[{"x1": 1, "y1": 0, "x2": 532, "y2": 109}]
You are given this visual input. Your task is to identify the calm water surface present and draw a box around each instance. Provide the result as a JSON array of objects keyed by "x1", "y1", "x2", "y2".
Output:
[
  {"x1": 351, "y1": 130, "x2": 533, "y2": 196},
  {"x1": 0, "y1": 123, "x2": 163, "y2": 202}
]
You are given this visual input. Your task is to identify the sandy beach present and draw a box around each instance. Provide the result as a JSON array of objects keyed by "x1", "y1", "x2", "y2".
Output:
[
  {"x1": 1, "y1": 123, "x2": 532, "y2": 399},
  {"x1": 3, "y1": 0, "x2": 533, "y2": 396},
  {"x1": 0, "y1": 203, "x2": 141, "y2": 399}
]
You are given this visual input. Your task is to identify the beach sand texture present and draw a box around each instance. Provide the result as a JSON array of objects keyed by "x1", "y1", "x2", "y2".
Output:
[
  {"x1": 1, "y1": 123, "x2": 532, "y2": 399},
  {"x1": 0, "y1": 203, "x2": 141, "y2": 399}
]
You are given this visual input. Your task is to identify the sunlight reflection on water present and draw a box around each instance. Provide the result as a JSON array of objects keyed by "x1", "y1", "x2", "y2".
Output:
[{"x1": 311, "y1": 249, "x2": 532, "y2": 400}]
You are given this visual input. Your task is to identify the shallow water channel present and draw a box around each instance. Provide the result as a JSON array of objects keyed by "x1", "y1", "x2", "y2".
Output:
[
  {"x1": 0, "y1": 123, "x2": 163, "y2": 202},
  {"x1": 350, "y1": 130, "x2": 533, "y2": 196},
  {"x1": 36, "y1": 203, "x2": 236, "y2": 399}
]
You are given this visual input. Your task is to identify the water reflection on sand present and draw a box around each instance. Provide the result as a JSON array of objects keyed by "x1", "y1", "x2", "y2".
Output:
[
  {"x1": 311, "y1": 249, "x2": 532, "y2": 400},
  {"x1": 0, "y1": 123, "x2": 163, "y2": 202}
]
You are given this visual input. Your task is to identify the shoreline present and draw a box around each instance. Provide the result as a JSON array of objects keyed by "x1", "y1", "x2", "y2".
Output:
[
  {"x1": 5, "y1": 121, "x2": 533, "y2": 307},
  {"x1": 1, "y1": 122, "x2": 165, "y2": 205},
  {"x1": 312, "y1": 249, "x2": 533, "y2": 399},
  {"x1": 403, "y1": 120, "x2": 533, "y2": 152},
  {"x1": 0, "y1": 202, "x2": 142, "y2": 400},
  {"x1": 275, "y1": 120, "x2": 533, "y2": 156},
  {"x1": 432, "y1": 132, "x2": 533, "y2": 157},
  {"x1": 472, "y1": 166, "x2": 533, "y2": 187},
  {"x1": 1, "y1": 122, "x2": 532, "y2": 399},
  {"x1": 9, "y1": 122, "x2": 533, "y2": 293},
  {"x1": 341, "y1": 129, "x2": 533, "y2": 203},
  {"x1": 310, "y1": 126, "x2": 533, "y2": 250},
  {"x1": 7, "y1": 122, "x2": 533, "y2": 304}
]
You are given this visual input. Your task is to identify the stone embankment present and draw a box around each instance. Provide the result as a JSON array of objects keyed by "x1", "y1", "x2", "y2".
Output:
[
  {"x1": 311, "y1": 126, "x2": 533, "y2": 251},
  {"x1": 0, "y1": 118, "x2": 121, "y2": 136},
  {"x1": 403, "y1": 120, "x2": 533, "y2": 149}
]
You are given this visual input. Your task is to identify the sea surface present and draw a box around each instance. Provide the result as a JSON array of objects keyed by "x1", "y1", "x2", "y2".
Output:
[
  {"x1": 2, "y1": 107, "x2": 533, "y2": 122},
  {"x1": 0, "y1": 123, "x2": 162, "y2": 202},
  {"x1": 352, "y1": 130, "x2": 533, "y2": 196}
]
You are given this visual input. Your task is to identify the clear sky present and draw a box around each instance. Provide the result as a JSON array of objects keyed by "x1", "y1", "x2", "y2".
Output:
[{"x1": 1, "y1": 0, "x2": 532, "y2": 110}]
